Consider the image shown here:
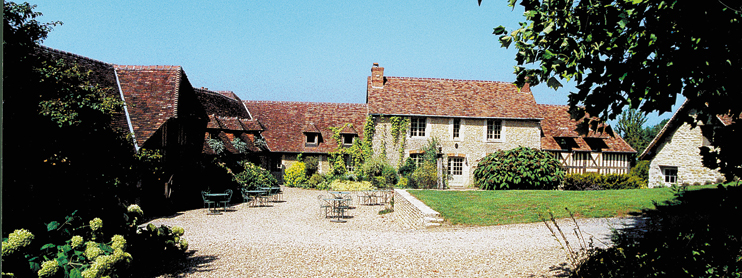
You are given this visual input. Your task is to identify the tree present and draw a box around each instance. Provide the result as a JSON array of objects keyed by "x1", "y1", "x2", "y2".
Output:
[
  {"x1": 485, "y1": 0, "x2": 741, "y2": 178},
  {"x1": 616, "y1": 108, "x2": 649, "y2": 156}
]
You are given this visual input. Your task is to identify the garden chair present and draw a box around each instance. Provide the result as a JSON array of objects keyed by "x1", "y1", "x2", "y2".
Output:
[
  {"x1": 201, "y1": 191, "x2": 216, "y2": 211},
  {"x1": 220, "y1": 189, "x2": 233, "y2": 211},
  {"x1": 318, "y1": 194, "x2": 331, "y2": 218},
  {"x1": 241, "y1": 188, "x2": 252, "y2": 204}
]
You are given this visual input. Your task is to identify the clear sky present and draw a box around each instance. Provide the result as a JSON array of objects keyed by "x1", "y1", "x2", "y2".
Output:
[{"x1": 31, "y1": 0, "x2": 676, "y2": 126}]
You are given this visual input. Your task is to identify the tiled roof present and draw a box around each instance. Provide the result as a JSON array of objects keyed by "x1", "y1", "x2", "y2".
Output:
[
  {"x1": 195, "y1": 88, "x2": 262, "y2": 132},
  {"x1": 366, "y1": 75, "x2": 542, "y2": 119},
  {"x1": 114, "y1": 65, "x2": 187, "y2": 147},
  {"x1": 244, "y1": 101, "x2": 368, "y2": 153},
  {"x1": 539, "y1": 104, "x2": 636, "y2": 153}
]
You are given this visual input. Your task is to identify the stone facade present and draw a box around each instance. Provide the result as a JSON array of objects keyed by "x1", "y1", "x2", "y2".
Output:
[
  {"x1": 372, "y1": 116, "x2": 541, "y2": 188},
  {"x1": 647, "y1": 120, "x2": 725, "y2": 187}
]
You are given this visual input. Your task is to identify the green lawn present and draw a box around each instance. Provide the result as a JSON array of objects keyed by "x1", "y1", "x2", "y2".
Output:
[{"x1": 407, "y1": 186, "x2": 715, "y2": 226}]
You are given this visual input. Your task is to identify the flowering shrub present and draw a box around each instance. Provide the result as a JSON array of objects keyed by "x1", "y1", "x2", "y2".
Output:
[
  {"x1": 329, "y1": 180, "x2": 376, "y2": 191},
  {"x1": 284, "y1": 162, "x2": 307, "y2": 187},
  {"x1": 1, "y1": 206, "x2": 188, "y2": 277}
]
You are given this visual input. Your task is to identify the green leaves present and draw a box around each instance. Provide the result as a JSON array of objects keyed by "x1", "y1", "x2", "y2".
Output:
[{"x1": 473, "y1": 147, "x2": 564, "y2": 190}]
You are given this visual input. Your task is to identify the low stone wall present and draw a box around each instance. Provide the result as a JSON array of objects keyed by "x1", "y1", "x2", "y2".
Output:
[{"x1": 393, "y1": 189, "x2": 444, "y2": 229}]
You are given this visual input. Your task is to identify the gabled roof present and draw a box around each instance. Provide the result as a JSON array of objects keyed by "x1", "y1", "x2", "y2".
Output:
[
  {"x1": 114, "y1": 65, "x2": 198, "y2": 147},
  {"x1": 244, "y1": 101, "x2": 368, "y2": 153},
  {"x1": 539, "y1": 104, "x2": 636, "y2": 153},
  {"x1": 638, "y1": 100, "x2": 736, "y2": 160},
  {"x1": 195, "y1": 88, "x2": 262, "y2": 132},
  {"x1": 366, "y1": 74, "x2": 542, "y2": 119}
]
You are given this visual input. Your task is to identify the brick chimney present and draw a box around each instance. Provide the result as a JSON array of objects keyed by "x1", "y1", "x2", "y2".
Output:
[{"x1": 371, "y1": 63, "x2": 384, "y2": 88}]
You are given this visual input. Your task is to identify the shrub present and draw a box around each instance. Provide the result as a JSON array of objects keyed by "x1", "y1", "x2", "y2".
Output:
[
  {"x1": 307, "y1": 173, "x2": 326, "y2": 188},
  {"x1": 398, "y1": 157, "x2": 417, "y2": 177},
  {"x1": 1, "y1": 207, "x2": 187, "y2": 278},
  {"x1": 474, "y1": 146, "x2": 564, "y2": 190},
  {"x1": 283, "y1": 162, "x2": 306, "y2": 187},
  {"x1": 409, "y1": 162, "x2": 438, "y2": 189},
  {"x1": 304, "y1": 156, "x2": 319, "y2": 177},
  {"x1": 572, "y1": 184, "x2": 742, "y2": 277},
  {"x1": 328, "y1": 180, "x2": 376, "y2": 191},
  {"x1": 396, "y1": 176, "x2": 409, "y2": 188},
  {"x1": 630, "y1": 160, "x2": 650, "y2": 181},
  {"x1": 563, "y1": 173, "x2": 647, "y2": 190},
  {"x1": 232, "y1": 161, "x2": 277, "y2": 189},
  {"x1": 563, "y1": 173, "x2": 603, "y2": 191}
]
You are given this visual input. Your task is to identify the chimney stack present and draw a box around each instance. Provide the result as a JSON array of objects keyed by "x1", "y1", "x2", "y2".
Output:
[{"x1": 371, "y1": 63, "x2": 384, "y2": 88}]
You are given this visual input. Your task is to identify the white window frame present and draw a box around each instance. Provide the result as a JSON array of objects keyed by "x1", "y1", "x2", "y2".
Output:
[
  {"x1": 342, "y1": 134, "x2": 355, "y2": 146},
  {"x1": 448, "y1": 157, "x2": 464, "y2": 176},
  {"x1": 662, "y1": 167, "x2": 678, "y2": 184},
  {"x1": 484, "y1": 119, "x2": 504, "y2": 142},
  {"x1": 409, "y1": 153, "x2": 423, "y2": 167},
  {"x1": 410, "y1": 117, "x2": 427, "y2": 138}
]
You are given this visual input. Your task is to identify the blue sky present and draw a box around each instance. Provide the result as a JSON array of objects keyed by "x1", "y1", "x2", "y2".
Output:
[{"x1": 32, "y1": 0, "x2": 675, "y2": 126}]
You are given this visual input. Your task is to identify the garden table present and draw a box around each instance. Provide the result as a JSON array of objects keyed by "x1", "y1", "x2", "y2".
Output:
[
  {"x1": 244, "y1": 190, "x2": 268, "y2": 207},
  {"x1": 324, "y1": 197, "x2": 351, "y2": 222},
  {"x1": 204, "y1": 193, "x2": 228, "y2": 214}
]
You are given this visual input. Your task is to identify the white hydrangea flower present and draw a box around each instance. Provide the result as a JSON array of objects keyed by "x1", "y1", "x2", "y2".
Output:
[
  {"x1": 37, "y1": 260, "x2": 59, "y2": 277},
  {"x1": 89, "y1": 218, "x2": 103, "y2": 231}
]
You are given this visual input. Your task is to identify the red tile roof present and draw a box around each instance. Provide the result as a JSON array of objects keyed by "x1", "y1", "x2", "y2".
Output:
[
  {"x1": 244, "y1": 101, "x2": 368, "y2": 153},
  {"x1": 114, "y1": 65, "x2": 189, "y2": 147},
  {"x1": 539, "y1": 104, "x2": 636, "y2": 153},
  {"x1": 195, "y1": 88, "x2": 262, "y2": 132},
  {"x1": 366, "y1": 72, "x2": 542, "y2": 119}
]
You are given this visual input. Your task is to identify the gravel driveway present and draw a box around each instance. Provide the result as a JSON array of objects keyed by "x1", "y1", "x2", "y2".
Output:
[{"x1": 144, "y1": 187, "x2": 640, "y2": 277}]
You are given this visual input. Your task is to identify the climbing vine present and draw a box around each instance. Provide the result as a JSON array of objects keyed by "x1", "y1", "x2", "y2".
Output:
[{"x1": 389, "y1": 116, "x2": 409, "y2": 166}]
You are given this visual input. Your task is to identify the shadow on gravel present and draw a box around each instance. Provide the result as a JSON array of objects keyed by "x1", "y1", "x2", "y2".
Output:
[{"x1": 130, "y1": 250, "x2": 218, "y2": 277}]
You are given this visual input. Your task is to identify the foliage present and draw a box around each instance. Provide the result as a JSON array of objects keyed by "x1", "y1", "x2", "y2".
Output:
[
  {"x1": 328, "y1": 180, "x2": 376, "y2": 192},
  {"x1": 231, "y1": 138, "x2": 249, "y2": 154},
  {"x1": 396, "y1": 177, "x2": 409, "y2": 188},
  {"x1": 630, "y1": 160, "x2": 651, "y2": 182},
  {"x1": 572, "y1": 183, "x2": 742, "y2": 277},
  {"x1": 303, "y1": 156, "x2": 319, "y2": 177},
  {"x1": 408, "y1": 162, "x2": 439, "y2": 189},
  {"x1": 616, "y1": 109, "x2": 651, "y2": 157},
  {"x1": 474, "y1": 146, "x2": 564, "y2": 190},
  {"x1": 1, "y1": 207, "x2": 187, "y2": 278},
  {"x1": 398, "y1": 157, "x2": 417, "y2": 177},
  {"x1": 563, "y1": 173, "x2": 646, "y2": 191},
  {"x1": 541, "y1": 208, "x2": 598, "y2": 273},
  {"x1": 230, "y1": 161, "x2": 277, "y2": 190},
  {"x1": 307, "y1": 173, "x2": 326, "y2": 189},
  {"x1": 490, "y1": 0, "x2": 742, "y2": 179},
  {"x1": 207, "y1": 138, "x2": 225, "y2": 155},
  {"x1": 360, "y1": 155, "x2": 397, "y2": 188},
  {"x1": 362, "y1": 116, "x2": 376, "y2": 160},
  {"x1": 389, "y1": 116, "x2": 410, "y2": 165},
  {"x1": 283, "y1": 162, "x2": 307, "y2": 187}
]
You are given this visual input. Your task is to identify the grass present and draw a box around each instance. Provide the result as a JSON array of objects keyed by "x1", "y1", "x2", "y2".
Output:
[{"x1": 407, "y1": 185, "x2": 719, "y2": 226}]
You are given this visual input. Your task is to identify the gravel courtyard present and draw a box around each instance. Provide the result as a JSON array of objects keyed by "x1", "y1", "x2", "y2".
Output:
[{"x1": 144, "y1": 187, "x2": 640, "y2": 277}]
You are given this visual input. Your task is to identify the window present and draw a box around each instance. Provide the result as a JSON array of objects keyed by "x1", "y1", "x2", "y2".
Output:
[
  {"x1": 663, "y1": 167, "x2": 678, "y2": 184},
  {"x1": 410, "y1": 117, "x2": 426, "y2": 137},
  {"x1": 305, "y1": 133, "x2": 318, "y2": 145},
  {"x1": 452, "y1": 118, "x2": 461, "y2": 139},
  {"x1": 486, "y1": 119, "x2": 502, "y2": 140},
  {"x1": 342, "y1": 134, "x2": 355, "y2": 146},
  {"x1": 410, "y1": 153, "x2": 423, "y2": 167},
  {"x1": 448, "y1": 157, "x2": 464, "y2": 176},
  {"x1": 344, "y1": 154, "x2": 354, "y2": 172}
]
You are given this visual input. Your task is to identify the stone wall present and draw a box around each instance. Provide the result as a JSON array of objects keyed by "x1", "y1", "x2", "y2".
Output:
[
  {"x1": 392, "y1": 189, "x2": 443, "y2": 229},
  {"x1": 648, "y1": 121, "x2": 725, "y2": 187},
  {"x1": 372, "y1": 116, "x2": 541, "y2": 188}
]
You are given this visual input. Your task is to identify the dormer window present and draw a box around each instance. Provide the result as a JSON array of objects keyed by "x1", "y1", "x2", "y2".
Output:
[
  {"x1": 342, "y1": 134, "x2": 355, "y2": 146},
  {"x1": 305, "y1": 132, "x2": 319, "y2": 146}
]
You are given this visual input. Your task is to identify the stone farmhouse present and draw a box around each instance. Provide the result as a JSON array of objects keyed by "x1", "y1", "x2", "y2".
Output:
[
  {"x1": 639, "y1": 100, "x2": 730, "y2": 187},
  {"x1": 35, "y1": 47, "x2": 636, "y2": 190}
]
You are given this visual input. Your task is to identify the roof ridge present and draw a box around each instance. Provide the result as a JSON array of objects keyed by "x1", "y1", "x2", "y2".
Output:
[
  {"x1": 243, "y1": 100, "x2": 367, "y2": 106},
  {"x1": 37, "y1": 45, "x2": 113, "y2": 67},
  {"x1": 384, "y1": 76, "x2": 511, "y2": 84},
  {"x1": 113, "y1": 65, "x2": 183, "y2": 70}
]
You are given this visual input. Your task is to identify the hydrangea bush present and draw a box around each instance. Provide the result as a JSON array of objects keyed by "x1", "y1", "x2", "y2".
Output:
[{"x1": 1, "y1": 206, "x2": 188, "y2": 277}]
